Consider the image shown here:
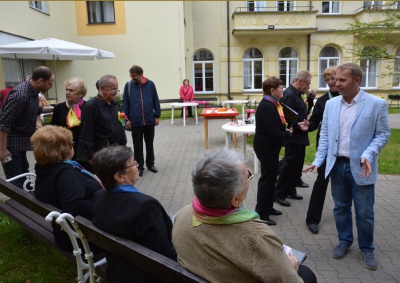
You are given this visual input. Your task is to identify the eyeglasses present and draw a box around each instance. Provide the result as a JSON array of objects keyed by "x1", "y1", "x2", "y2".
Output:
[
  {"x1": 123, "y1": 160, "x2": 138, "y2": 171},
  {"x1": 325, "y1": 77, "x2": 336, "y2": 83},
  {"x1": 244, "y1": 168, "x2": 253, "y2": 183},
  {"x1": 106, "y1": 87, "x2": 120, "y2": 94}
]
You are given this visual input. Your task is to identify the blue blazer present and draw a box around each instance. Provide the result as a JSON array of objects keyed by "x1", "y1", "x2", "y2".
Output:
[{"x1": 313, "y1": 90, "x2": 390, "y2": 185}]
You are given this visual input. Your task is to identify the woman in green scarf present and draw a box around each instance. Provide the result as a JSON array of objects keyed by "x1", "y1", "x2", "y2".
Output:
[{"x1": 172, "y1": 148, "x2": 317, "y2": 283}]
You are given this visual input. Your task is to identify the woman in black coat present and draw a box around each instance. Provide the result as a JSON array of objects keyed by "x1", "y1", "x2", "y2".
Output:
[
  {"x1": 51, "y1": 77, "x2": 87, "y2": 160},
  {"x1": 254, "y1": 77, "x2": 293, "y2": 225}
]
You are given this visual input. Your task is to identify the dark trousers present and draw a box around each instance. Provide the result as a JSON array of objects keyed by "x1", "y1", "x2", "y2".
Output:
[
  {"x1": 298, "y1": 265, "x2": 317, "y2": 283},
  {"x1": 131, "y1": 125, "x2": 155, "y2": 170},
  {"x1": 275, "y1": 144, "x2": 306, "y2": 199},
  {"x1": 180, "y1": 106, "x2": 193, "y2": 118},
  {"x1": 2, "y1": 148, "x2": 29, "y2": 189},
  {"x1": 306, "y1": 159, "x2": 330, "y2": 225},
  {"x1": 255, "y1": 147, "x2": 280, "y2": 220}
]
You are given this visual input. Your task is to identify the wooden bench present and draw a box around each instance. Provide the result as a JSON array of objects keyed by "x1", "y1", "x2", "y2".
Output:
[
  {"x1": 388, "y1": 94, "x2": 400, "y2": 108},
  {"x1": 159, "y1": 97, "x2": 219, "y2": 111},
  {"x1": 159, "y1": 98, "x2": 182, "y2": 111},
  {"x1": 0, "y1": 179, "x2": 207, "y2": 282},
  {"x1": 0, "y1": 179, "x2": 106, "y2": 282}
]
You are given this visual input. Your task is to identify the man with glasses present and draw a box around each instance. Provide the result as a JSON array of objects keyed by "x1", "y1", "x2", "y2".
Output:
[
  {"x1": 78, "y1": 74, "x2": 127, "y2": 172},
  {"x1": 275, "y1": 70, "x2": 313, "y2": 207},
  {"x1": 123, "y1": 65, "x2": 161, "y2": 177}
]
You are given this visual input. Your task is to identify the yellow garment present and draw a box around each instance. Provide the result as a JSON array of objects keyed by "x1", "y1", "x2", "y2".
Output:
[{"x1": 66, "y1": 108, "x2": 81, "y2": 128}]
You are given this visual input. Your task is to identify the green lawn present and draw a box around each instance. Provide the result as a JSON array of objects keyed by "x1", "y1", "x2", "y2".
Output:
[
  {"x1": 0, "y1": 213, "x2": 76, "y2": 282},
  {"x1": 388, "y1": 108, "x2": 400, "y2": 114}
]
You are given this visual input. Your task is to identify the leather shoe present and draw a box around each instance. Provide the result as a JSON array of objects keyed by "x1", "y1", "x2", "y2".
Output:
[
  {"x1": 148, "y1": 166, "x2": 158, "y2": 173},
  {"x1": 139, "y1": 169, "x2": 144, "y2": 177},
  {"x1": 275, "y1": 198, "x2": 291, "y2": 207},
  {"x1": 269, "y1": 208, "x2": 282, "y2": 215},
  {"x1": 297, "y1": 180, "x2": 309, "y2": 188},
  {"x1": 287, "y1": 193, "x2": 303, "y2": 200},
  {"x1": 265, "y1": 218, "x2": 276, "y2": 225},
  {"x1": 307, "y1": 224, "x2": 319, "y2": 234}
]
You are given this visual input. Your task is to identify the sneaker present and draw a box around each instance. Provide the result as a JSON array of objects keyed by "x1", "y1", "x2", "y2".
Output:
[
  {"x1": 332, "y1": 242, "x2": 350, "y2": 259},
  {"x1": 363, "y1": 252, "x2": 378, "y2": 270}
]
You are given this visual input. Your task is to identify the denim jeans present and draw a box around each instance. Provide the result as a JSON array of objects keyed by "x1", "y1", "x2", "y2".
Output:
[
  {"x1": 1, "y1": 148, "x2": 29, "y2": 189},
  {"x1": 330, "y1": 158, "x2": 375, "y2": 252}
]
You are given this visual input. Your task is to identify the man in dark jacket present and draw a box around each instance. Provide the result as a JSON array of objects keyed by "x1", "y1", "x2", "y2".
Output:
[
  {"x1": 124, "y1": 65, "x2": 161, "y2": 177},
  {"x1": 275, "y1": 70, "x2": 312, "y2": 207},
  {"x1": 299, "y1": 67, "x2": 340, "y2": 234}
]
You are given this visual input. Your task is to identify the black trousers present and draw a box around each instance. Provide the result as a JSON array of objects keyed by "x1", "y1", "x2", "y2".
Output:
[
  {"x1": 2, "y1": 148, "x2": 29, "y2": 189},
  {"x1": 131, "y1": 125, "x2": 155, "y2": 170},
  {"x1": 275, "y1": 144, "x2": 306, "y2": 199},
  {"x1": 180, "y1": 106, "x2": 193, "y2": 117},
  {"x1": 306, "y1": 159, "x2": 330, "y2": 225},
  {"x1": 298, "y1": 265, "x2": 317, "y2": 283},
  {"x1": 255, "y1": 146, "x2": 280, "y2": 220}
]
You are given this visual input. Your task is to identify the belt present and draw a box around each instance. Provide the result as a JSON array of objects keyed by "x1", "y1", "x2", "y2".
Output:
[{"x1": 337, "y1": 156, "x2": 350, "y2": 163}]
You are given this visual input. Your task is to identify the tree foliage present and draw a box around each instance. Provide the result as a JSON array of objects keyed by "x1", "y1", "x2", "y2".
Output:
[{"x1": 341, "y1": 2, "x2": 400, "y2": 61}]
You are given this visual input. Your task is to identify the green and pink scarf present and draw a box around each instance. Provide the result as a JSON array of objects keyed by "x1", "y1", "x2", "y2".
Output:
[{"x1": 192, "y1": 197, "x2": 259, "y2": 226}]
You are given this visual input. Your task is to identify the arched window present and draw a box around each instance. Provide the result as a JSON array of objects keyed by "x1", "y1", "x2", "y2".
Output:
[
  {"x1": 318, "y1": 46, "x2": 339, "y2": 88},
  {"x1": 193, "y1": 49, "x2": 214, "y2": 93},
  {"x1": 243, "y1": 48, "x2": 263, "y2": 91},
  {"x1": 394, "y1": 48, "x2": 400, "y2": 88},
  {"x1": 278, "y1": 47, "x2": 298, "y2": 87},
  {"x1": 360, "y1": 46, "x2": 378, "y2": 88}
]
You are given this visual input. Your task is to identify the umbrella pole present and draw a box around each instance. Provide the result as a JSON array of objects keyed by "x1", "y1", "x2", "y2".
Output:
[{"x1": 52, "y1": 55, "x2": 58, "y2": 103}]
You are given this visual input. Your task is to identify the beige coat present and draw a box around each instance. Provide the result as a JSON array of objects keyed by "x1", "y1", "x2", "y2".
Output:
[{"x1": 172, "y1": 204, "x2": 304, "y2": 283}]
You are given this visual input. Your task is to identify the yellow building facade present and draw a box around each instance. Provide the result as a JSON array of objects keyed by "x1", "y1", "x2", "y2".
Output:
[{"x1": 0, "y1": 1, "x2": 399, "y2": 103}]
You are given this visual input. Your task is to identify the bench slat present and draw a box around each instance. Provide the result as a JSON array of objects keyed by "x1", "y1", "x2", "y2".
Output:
[{"x1": 74, "y1": 216, "x2": 208, "y2": 283}]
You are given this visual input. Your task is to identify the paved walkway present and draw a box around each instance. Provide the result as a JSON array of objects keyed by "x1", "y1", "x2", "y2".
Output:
[{"x1": 1, "y1": 115, "x2": 399, "y2": 283}]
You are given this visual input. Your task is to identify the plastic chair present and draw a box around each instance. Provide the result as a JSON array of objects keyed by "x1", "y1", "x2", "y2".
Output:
[
  {"x1": 6, "y1": 172, "x2": 36, "y2": 193},
  {"x1": 45, "y1": 212, "x2": 107, "y2": 283}
]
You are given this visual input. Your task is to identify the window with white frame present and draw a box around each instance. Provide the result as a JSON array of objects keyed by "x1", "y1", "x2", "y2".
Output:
[
  {"x1": 243, "y1": 48, "x2": 263, "y2": 91},
  {"x1": 360, "y1": 47, "x2": 378, "y2": 88},
  {"x1": 322, "y1": 1, "x2": 340, "y2": 13},
  {"x1": 247, "y1": 1, "x2": 266, "y2": 11},
  {"x1": 87, "y1": 1, "x2": 115, "y2": 24},
  {"x1": 393, "y1": 48, "x2": 400, "y2": 87},
  {"x1": 363, "y1": 1, "x2": 383, "y2": 10},
  {"x1": 278, "y1": 47, "x2": 298, "y2": 88},
  {"x1": 1, "y1": 58, "x2": 44, "y2": 86},
  {"x1": 193, "y1": 50, "x2": 214, "y2": 93},
  {"x1": 318, "y1": 46, "x2": 339, "y2": 88},
  {"x1": 29, "y1": 1, "x2": 48, "y2": 13},
  {"x1": 277, "y1": 1, "x2": 295, "y2": 11}
]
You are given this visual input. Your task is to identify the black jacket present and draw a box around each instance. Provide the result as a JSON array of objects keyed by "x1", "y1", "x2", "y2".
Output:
[
  {"x1": 280, "y1": 84, "x2": 310, "y2": 146},
  {"x1": 307, "y1": 91, "x2": 339, "y2": 148},
  {"x1": 92, "y1": 190, "x2": 177, "y2": 283}
]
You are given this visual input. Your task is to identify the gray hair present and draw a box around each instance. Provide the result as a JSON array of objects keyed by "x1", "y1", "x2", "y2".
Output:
[
  {"x1": 99, "y1": 75, "x2": 117, "y2": 88},
  {"x1": 192, "y1": 148, "x2": 244, "y2": 208},
  {"x1": 292, "y1": 70, "x2": 311, "y2": 83}
]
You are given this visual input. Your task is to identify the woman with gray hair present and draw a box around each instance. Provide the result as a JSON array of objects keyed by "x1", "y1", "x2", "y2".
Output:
[
  {"x1": 172, "y1": 148, "x2": 317, "y2": 283},
  {"x1": 91, "y1": 145, "x2": 176, "y2": 283}
]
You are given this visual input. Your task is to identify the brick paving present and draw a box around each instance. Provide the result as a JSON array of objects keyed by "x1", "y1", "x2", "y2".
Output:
[{"x1": 1, "y1": 115, "x2": 399, "y2": 283}]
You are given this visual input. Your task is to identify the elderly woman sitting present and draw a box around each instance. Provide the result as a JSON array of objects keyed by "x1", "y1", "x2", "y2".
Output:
[
  {"x1": 91, "y1": 145, "x2": 177, "y2": 283},
  {"x1": 172, "y1": 148, "x2": 317, "y2": 283},
  {"x1": 31, "y1": 125, "x2": 103, "y2": 252}
]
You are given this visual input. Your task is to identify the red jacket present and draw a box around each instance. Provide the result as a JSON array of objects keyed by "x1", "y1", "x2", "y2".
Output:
[
  {"x1": 179, "y1": 85, "x2": 194, "y2": 101},
  {"x1": 0, "y1": 86, "x2": 13, "y2": 107}
]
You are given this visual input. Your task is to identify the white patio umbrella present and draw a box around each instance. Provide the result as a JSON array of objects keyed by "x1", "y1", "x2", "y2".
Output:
[{"x1": 0, "y1": 38, "x2": 115, "y2": 102}]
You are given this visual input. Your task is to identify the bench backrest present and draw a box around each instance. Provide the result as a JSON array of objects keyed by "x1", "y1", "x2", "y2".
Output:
[
  {"x1": 74, "y1": 216, "x2": 208, "y2": 283},
  {"x1": 0, "y1": 179, "x2": 59, "y2": 217}
]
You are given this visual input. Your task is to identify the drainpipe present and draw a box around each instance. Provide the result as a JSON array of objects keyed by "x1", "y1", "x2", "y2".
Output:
[
  {"x1": 307, "y1": 34, "x2": 311, "y2": 71},
  {"x1": 227, "y1": 1, "x2": 232, "y2": 100}
]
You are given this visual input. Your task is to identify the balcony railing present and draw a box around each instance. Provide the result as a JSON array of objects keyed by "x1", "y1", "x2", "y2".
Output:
[
  {"x1": 234, "y1": 5, "x2": 314, "y2": 13},
  {"x1": 232, "y1": 6, "x2": 317, "y2": 35}
]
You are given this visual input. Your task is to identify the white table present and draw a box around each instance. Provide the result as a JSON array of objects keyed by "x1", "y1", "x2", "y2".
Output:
[
  {"x1": 222, "y1": 100, "x2": 249, "y2": 121},
  {"x1": 221, "y1": 123, "x2": 259, "y2": 174},
  {"x1": 170, "y1": 102, "x2": 198, "y2": 126}
]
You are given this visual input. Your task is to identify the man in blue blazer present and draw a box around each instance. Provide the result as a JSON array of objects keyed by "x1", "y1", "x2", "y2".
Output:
[{"x1": 304, "y1": 63, "x2": 390, "y2": 270}]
